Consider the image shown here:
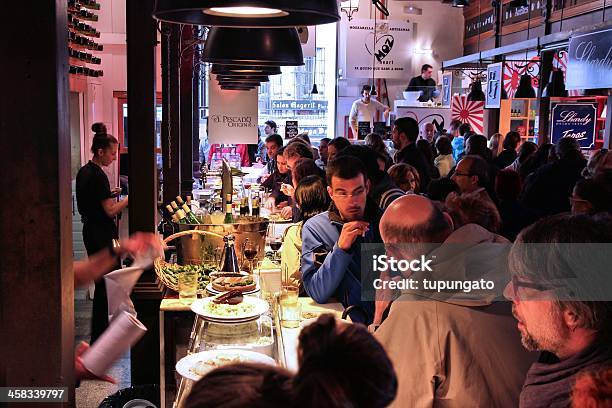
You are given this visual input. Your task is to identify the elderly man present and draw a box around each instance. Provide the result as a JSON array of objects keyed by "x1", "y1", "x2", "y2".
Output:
[
  {"x1": 301, "y1": 156, "x2": 382, "y2": 324},
  {"x1": 374, "y1": 194, "x2": 535, "y2": 407},
  {"x1": 504, "y1": 213, "x2": 612, "y2": 408},
  {"x1": 451, "y1": 154, "x2": 497, "y2": 204}
]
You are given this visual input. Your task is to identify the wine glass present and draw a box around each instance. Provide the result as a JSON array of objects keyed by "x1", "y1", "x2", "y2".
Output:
[{"x1": 243, "y1": 240, "x2": 259, "y2": 274}]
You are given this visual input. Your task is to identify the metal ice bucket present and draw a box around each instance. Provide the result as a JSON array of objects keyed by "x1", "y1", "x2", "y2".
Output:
[{"x1": 175, "y1": 218, "x2": 269, "y2": 267}]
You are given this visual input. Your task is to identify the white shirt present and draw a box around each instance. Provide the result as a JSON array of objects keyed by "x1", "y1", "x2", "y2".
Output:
[{"x1": 349, "y1": 98, "x2": 388, "y2": 134}]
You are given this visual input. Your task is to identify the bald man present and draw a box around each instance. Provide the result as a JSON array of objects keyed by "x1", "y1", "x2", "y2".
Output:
[{"x1": 374, "y1": 195, "x2": 535, "y2": 408}]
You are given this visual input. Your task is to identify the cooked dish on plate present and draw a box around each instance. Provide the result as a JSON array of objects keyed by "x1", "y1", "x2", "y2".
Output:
[{"x1": 212, "y1": 275, "x2": 256, "y2": 293}]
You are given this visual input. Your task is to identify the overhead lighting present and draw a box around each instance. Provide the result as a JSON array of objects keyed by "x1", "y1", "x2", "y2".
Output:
[
  {"x1": 216, "y1": 74, "x2": 269, "y2": 82},
  {"x1": 221, "y1": 86, "x2": 257, "y2": 91},
  {"x1": 514, "y1": 74, "x2": 536, "y2": 98},
  {"x1": 340, "y1": 0, "x2": 359, "y2": 21},
  {"x1": 153, "y1": 0, "x2": 340, "y2": 27},
  {"x1": 311, "y1": 83, "x2": 319, "y2": 94},
  {"x1": 403, "y1": 5, "x2": 422, "y2": 15},
  {"x1": 414, "y1": 48, "x2": 433, "y2": 55},
  {"x1": 211, "y1": 64, "x2": 282, "y2": 75},
  {"x1": 205, "y1": 7, "x2": 288, "y2": 18},
  {"x1": 203, "y1": 27, "x2": 304, "y2": 66},
  {"x1": 452, "y1": 0, "x2": 469, "y2": 7}
]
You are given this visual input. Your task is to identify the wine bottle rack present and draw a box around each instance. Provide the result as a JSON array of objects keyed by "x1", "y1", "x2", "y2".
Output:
[{"x1": 67, "y1": 0, "x2": 102, "y2": 78}]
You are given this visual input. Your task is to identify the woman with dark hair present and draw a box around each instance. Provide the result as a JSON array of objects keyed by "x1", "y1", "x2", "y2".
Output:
[
  {"x1": 495, "y1": 169, "x2": 537, "y2": 241},
  {"x1": 519, "y1": 143, "x2": 555, "y2": 180},
  {"x1": 76, "y1": 133, "x2": 128, "y2": 344},
  {"x1": 505, "y1": 141, "x2": 537, "y2": 173},
  {"x1": 280, "y1": 175, "x2": 330, "y2": 290},
  {"x1": 365, "y1": 132, "x2": 393, "y2": 169},
  {"x1": 388, "y1": 163, "x2": 420, "y2": 194},
  {"x1": 279, "y1": 158, "x2": 325, "y2": 221},
  {"x1": 434, "y1": 136, "x2": 455, "y2": 177},
  {"x1": 293, "y1": 314, "x2": 398, "y2": 408},
  {"x1": 494, "y1": 131, "x2": 520, "y2": 169},
  {"x1": 185, "y1": 363, "x2": 293, "y2": 408}
]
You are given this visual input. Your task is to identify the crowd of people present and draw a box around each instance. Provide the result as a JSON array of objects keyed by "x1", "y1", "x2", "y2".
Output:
[{"x1": 186, "y1": 117, "x2": 612, "y2": 407}]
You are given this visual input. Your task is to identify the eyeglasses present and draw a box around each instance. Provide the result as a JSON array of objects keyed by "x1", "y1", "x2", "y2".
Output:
[
  {"x1": 506, "y1": 275, "x2": 567, "y2": 301},
  {"x1": 333, "y1": 188, "x2": 366, "y2": 200}
]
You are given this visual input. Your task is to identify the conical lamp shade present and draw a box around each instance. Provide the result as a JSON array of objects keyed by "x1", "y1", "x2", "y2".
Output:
[
  {"x1": 153, "y1": 0, "x2": 340, "y2": 27},
  {"x1": 221, "y1": 86, "x2": 256, "y2": 91},
  {"x1": 542, "y1": 69, "x2": 567, "y2": 98},
  {"x1": 203, "y1": 27, "x2": 304, "y2": 66},
  {"x1": 217, "y1": 74, "x2": 269, "y2": 82},
  {"x1": 211, "y1": 64, "x2": 281, "y2": 76},
  {"x1": 514, "y1": 74, "x2": 536, "y2": 98},
  {"x1": 311, "y1": 83, "x2": 319, "y2": 94},
  {"x1": 467, "y1": 80, "x2": 485, "y2": 101},
  {"x1": 218, "y1": 80, "x2": 261, "y2": 86}
]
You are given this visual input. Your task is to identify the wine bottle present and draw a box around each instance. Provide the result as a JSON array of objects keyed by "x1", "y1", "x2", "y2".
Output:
[
  {"x1": 220, "y1": 234, "x2": 240, "y2": 272},
  {"x1": 175, "y1": 209, "x2": 187, "y2": 224},
  {"x1": 171, "y1": 213, "x2": 179, "y2": 223},
  {"x1": 182, "y1": 203, "x2": 200, "y2": 224},
  {"x1": 223, "y1": 193, "x2": 234, "y2": 224},
  {"x1": 240, "y1": 197, "x2": 249, "y2": 216},
  {"x1": 252, "y1": 194, "x2": 260, "y2": 217}
]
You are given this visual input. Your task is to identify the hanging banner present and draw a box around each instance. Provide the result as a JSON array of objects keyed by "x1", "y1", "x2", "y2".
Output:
[
  {"x1": 441, "y1": 72, "x2": 453, "y2": 108},
  {"x1": 566, "y1": 28, "x2": 612, "y2": 90},
  {"x1": 485, "y1": 62, "x2": 503, "y2": 109},
  {"x1": 451, "y1": 95, "x2": 484, "y2": 134},
  {"x1": 503, "y1": 52, "x2": 540, "y2": 98},
  {"x1": 208, "y1": 75, "x2": 258, "y2": 145},
  {"x1": 550, "y1": 103, "x2": 597, "y2": 150},
  {"x1": 345, "y1": 19, "x2": 413, "y2": 79}
]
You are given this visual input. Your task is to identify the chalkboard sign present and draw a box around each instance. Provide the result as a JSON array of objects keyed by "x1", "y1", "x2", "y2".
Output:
[
  {"x1": 285, "y1": 120, "x2": 298, "y2": 139},
  {"x1": 373, "y1": 121, "x2": 388, "y2": 136},
  {"x1": 550, "y1": 103, "x2": 597, "y2": 150},
  {"x1": 358, "y1": 121, "x2": 371, "y2": 140},
  {"x1": 567, "y1": 28, "x2": 612, "y2": 90}
]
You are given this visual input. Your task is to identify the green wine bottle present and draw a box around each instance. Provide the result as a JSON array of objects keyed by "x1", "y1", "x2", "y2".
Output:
[{"x1": 223, "y1": 193, "x2": 234, "y2": 224}]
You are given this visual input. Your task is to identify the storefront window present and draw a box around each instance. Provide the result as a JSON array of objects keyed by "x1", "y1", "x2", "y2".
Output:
[{"x1": 258, "y1": 24, "x2": 337, "y2": 143}]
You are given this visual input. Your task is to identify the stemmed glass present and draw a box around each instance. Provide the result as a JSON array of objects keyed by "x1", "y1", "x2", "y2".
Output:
[
  {"x1": 266, "y1": 221, "x2": 282, "y2": 262},
  {"x1": 243, "y1": 239, "x2": 259, "y2": 274}
]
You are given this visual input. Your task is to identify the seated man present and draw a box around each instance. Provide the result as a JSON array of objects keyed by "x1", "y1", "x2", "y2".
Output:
[
  {"x1": 262, "y1": 145, "x2": 291, "y2": 207},
  {"x1": 375, "y1": 195, "x2": 536, "y2": 407},
  {"x1": 301, "y1": 156, "x2": 382, "y2": 324},
  {"x1": 505, "y1": 213, "x2": 612, "y2": 408}
]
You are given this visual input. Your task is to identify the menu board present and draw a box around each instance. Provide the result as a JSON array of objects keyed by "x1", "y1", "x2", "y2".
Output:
[
  {"x1": 358, "y1": 121, "x2": 371, "y2": 140},
  {"x1": 285, "y1": 120, "x2": 298, "y2": 139},
  {"x1": 550, "y1": 103, "x2": 597, "y2": 150}
]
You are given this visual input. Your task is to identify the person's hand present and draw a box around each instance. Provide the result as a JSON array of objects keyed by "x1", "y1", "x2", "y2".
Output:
[
  {"x1": 119, "y1": 232, "x2": 165, "y2": 259},
  {"x1": 337, "y1": 221, "x2": 369, "y2": 252},
  {"x1": 264, "y1": 197, "x2": 276, "y2": 212},
  {"x1": 259, "y1": 173, "x2": 270, "y2": 184},
  {"x1": 276, "y1": 201, "x2": 288, "y2": 209},
  {"x1": 280, "y1": 183, "x2": 294, "y2": 198},
  {"x1": 280, "y1": 205, "x2": 293, "y2": 220},
  {"x1": 74, "y1": 342, "x2": 116, "y2": 384}
]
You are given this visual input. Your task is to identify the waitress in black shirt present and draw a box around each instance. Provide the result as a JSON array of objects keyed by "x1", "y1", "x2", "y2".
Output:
[{"x1": 76, "y1": 133, "x2": 129, "y2": 344}]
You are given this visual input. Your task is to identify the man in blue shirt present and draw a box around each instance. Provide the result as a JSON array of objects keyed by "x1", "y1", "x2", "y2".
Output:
[{"x1": 301, "y1": 156, "x2": 382, "y2": 324}]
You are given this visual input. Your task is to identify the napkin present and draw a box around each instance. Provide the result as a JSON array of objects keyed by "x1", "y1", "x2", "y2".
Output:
[{"x1": 104, "y1": 266, "x2": 144, "y2": 320}]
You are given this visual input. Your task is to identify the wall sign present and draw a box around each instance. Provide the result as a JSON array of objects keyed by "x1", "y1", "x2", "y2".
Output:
[
  {"x1": 485, "y1": 62, "x2": 503, "y2": 109},
  {"x1": 464, "y1": 10, "x2": 495, "y2": 39},
  {"x1": 441, "y1": 72, "x2": 453, "y2": 108},
  {"x1": 502, "y1": 0, "x2": 544, "y2": 26},
  {"x1": 345, "y1": 19, "x2": 413, "y2": 79},
  {"x1": 566, "y1": 28, "x2": 612, "y2": 90},
  {"x1": 208, "y1": 75, "x2": 258, "y2": 145},
  {"x1": 285, "y1": 120, "x2": 298, "y2": 139},
  {"x1": 451, "y1": 95, "x2": 484, "y2": 134},
  {"x1": 550, "y1": 103, "x2": 597, "y2": 150},
  {"x1": 271, "y1": 100, "x2": 328, "y2": 111}
]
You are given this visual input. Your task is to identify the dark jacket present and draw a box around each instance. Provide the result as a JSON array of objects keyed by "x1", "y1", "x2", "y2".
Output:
[
  {"x1": 494, "y1": 149, "x2": 518, "y2": 169},
  {"x1": 396, "y1": 143, "x2": 431, "y2": 190},
  {"x1": 261, "y1": 171, "x2": 290, "y2": 205},
  {"x1": 520, "y1": 158, "x2": 587, "y2": 216},
  {"x1": 300, "y1": 200, "x2": 382, "y2": 324},
  {"x1": 369, "y1": 172, "x2": 405, "y2": 210}
]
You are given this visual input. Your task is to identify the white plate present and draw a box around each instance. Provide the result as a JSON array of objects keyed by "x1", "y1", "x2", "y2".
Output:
[
  {"x1": 205, "y1": 282, "x2": 260, "y2": 296},
  {"x1": 176, "y1": 349, "x2": 276, "y2": 382},
  {"x1": 191, "y1": 296, "x2": 269, "y2": 322}
]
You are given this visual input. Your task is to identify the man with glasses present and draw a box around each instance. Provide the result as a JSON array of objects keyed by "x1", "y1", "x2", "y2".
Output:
[
  {"x1": 300, "y1": 156, "x2": 382, "y2": 324},
  {"x1": 451, "y1": 155, "x2": 496, "y2": 205},
  {"x1": 504, "y1": 213, "x2": 612, "y2": 408}
]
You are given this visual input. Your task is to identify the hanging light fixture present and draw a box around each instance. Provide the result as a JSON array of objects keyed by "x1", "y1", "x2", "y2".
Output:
[
  {"x1": 221, "y1": 86, "x2": 257, "y2": 91},
  {"x1": 340, "y1": 0, "x2": 360, "y2": 20},
  {"x1": 211, "y1": 64, "x2": 282, "y2": 76},
  {"x1": 311, "y1": 28, "x2": 318, "y2": 94},
  {"x1": 452, "y1": 0, "x2": 470, "y2": 7},
  {"x1": 218, "y1": 79, "x2": 263, "y2": 85},
  {"x1": 514, "y1": 73, "x2": 536, "y2": 98},
  {"x1": 467, "y1": 79, "x2": 486, "y2": 101},
  {"x1": 216, "y1": 74, "x2": 270, "y2": 82},
  {"x1": 542, "y1": 69, "x2": 567, "y2": 97},
  {"x1": 203, "y1": 27, "x2": 304, "y2": 66},
  {"x1": 153, "y1": 0, "x2": 340, "y2": 27}
]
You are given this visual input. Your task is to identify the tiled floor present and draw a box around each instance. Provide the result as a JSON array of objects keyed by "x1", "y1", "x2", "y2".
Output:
[{"x1": 74, "y1": 288, "x2": 131, "y2": 408}]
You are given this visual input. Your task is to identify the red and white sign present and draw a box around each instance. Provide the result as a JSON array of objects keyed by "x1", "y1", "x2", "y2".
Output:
[{"x1": 451, "y1": 95, "x2": 484, "y2": 134}]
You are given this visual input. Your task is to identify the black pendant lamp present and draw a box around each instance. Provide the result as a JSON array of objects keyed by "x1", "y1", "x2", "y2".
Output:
[
  {"x1": 467, "y1": 80, "x2": 486, "y2": 101},
  {"x1": 218, "y1": 80, "x2": 262, "y2": 86},
  {"x1": 153, "y1": 0, "x2": 339, "y2": 27},
  {"x1": 311, "y1": 83, "x2": 319, "y2": 94},
  {"x1": 542, "y1": 69, "x2": 568, "y2": 97},
  {"x1": 203, "y1": 27, "x2": 304, "y2": 66},
  {"x1": 221, "y1": 86, "x2": 256, "y2": 91},
  {"x1": 211, "y1": 64, "x2": 282, "y2": 76},
  {"x1": 514, "y1": 74, "x2": 536, "y2": 98},
  {"x1": 452, "y1": 0, "x2": 470, "y2": 7}
]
